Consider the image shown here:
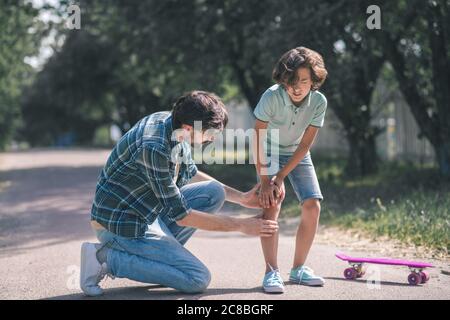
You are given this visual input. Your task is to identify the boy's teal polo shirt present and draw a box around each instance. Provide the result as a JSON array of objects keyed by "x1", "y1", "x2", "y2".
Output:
[{"x1": 253, "y1": 84, "x2": 327, "y2": 155}]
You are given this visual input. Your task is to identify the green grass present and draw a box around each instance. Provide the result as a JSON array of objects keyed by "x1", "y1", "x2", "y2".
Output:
[
  {"x1": 318, "y1": 191, "x2": 449, "y2": 253},
  {"x1": 199, "y1": 156, "x2": 450, "y2": 254}
]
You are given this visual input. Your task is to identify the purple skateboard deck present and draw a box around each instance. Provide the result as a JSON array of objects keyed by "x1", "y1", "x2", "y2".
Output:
[
  {"x1": 336, "y1": 252, "x2": 433, "y2": 285},
  {"x1": 335, "y1": 252, "x2": 434, "y2": 268}
]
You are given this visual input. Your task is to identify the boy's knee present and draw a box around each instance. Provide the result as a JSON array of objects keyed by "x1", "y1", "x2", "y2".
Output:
[
  {"x1": 301, "y1": 199, "x2": 321, "y2": 217},
  {"x1": 263, "y1": 204, "x2": 282, "y2": 220}
]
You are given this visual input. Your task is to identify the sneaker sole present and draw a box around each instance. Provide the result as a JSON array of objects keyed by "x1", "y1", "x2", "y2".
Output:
[
  {"x1": 289, "y1": 278, "x2": 325, "y2": 286},
  {"x1": 263, "y1": 286, "x2": 285, "y2": 294}
]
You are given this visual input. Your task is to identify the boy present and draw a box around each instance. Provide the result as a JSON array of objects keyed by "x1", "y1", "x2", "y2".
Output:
[{"x1": 253, "y1": 47, "x2": 328, "y2": 293}]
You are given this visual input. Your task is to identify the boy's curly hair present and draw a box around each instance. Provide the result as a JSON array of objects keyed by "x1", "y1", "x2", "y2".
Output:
[{"x1": 272, "y1": 47, "x2": 328, "y2": 91}]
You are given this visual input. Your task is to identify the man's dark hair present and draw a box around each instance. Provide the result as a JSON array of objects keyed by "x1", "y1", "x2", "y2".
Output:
[{"x1": 171, "y1": 91, "x2": 228, "y2": 130}]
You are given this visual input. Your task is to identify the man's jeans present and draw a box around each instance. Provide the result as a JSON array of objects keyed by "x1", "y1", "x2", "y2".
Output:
[{"x1": 95, "y1": 180, "x2": 226, "y2": 293}]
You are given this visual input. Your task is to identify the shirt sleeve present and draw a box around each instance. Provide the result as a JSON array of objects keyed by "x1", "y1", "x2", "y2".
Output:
[
  {"x1": 310, "y1": 96, "x2": 328, "y2": 128},
  {"x1": 253, "y1": 90, "x2": 275, "y2": 122},
  {"x1": 188, "y1": 162, "x2": 198, "y2": 179},
  {"x1": 135, "y1": 147, "x2": 191, "y2": 222},
  {"x1": 182, "y1": 142, "x2": 198, "y2": 180}
]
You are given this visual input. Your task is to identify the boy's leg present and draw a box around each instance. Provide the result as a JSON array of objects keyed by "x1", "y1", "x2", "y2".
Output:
[
  {"x1": 94, "y1": 224, "x2": 211, "y2": 294},
  {"x1": 256, "y1": 156, "x2": 285, "y2": 293},
  {"x1": 159, "y1": 180, "x2": 226, "y2": 245},
  {"x1": 293, "y1": 199, "x2": 321, "y2": 267},
  {"x1": 260, "y1": 203, "x2": 282, "y2": 272},
  {"x1": 286, "y1": 153, "x2": 323, "y2": 268},
  {"x1": 260, "y1": 203, "x2": 285, "y2": 293}
]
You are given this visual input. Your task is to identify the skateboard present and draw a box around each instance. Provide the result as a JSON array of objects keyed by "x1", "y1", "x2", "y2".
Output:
[{"x1": 335, "y1": 252, "x2": 434, "y2": 285}]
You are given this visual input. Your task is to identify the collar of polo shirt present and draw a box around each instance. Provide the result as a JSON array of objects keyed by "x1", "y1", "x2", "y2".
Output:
[{"x1": 281, "y1": 86, "x2": 312, "y2": 109}]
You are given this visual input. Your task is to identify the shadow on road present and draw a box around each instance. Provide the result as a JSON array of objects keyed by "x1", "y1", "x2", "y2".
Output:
[
  {"x1": 44, "y1": 285, "x2": 263, "y2": 300},
  {"x1": 324, "y1": 277, "x2": 416, "y2": 287},
  {"x1": 0, "y1": 166, "x2": 102, "y2": 256}
]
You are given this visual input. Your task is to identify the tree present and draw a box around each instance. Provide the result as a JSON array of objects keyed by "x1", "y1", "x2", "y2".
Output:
[
  {"x1": 378, "y1": 0, "x2": 450, "y2": 177},
  {"x1": 142, "y1": 0, "x2": 386, "y2": 175},
  {"x1": 313, "y1": 1, "x2": 386, "y2": 175},
  {"x1": 21, "y1": 30, "x2": 118, "y2": 145},
  {"x1": 21, "y1": 0, "x2": 231, "y2": 145},
  {"x1": 0, "y1": 1, "x2": 42, "y2": 149},
  {"x1": 25, "y1": 0, "x2": 428, "y2": 179}
]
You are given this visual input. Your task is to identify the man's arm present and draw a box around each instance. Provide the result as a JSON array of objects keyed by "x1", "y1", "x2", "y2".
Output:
[
  {"x1": 136, "y1": 147, "x2": 276, "y2": 236},
  {"x1": 184, "y1": 171, "x2": 277, "y2": 236},
  {"x1": 177, "y1": 209, "x2": 278, "y2": 237},
  {"x1": 191, "y1": 170, "x2": 261, "y2": 208},
  {"x1": 135, "y1": 147, "x2": 192, "y2": 222}
]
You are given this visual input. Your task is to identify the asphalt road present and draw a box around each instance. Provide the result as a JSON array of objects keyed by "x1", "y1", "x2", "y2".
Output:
[{"x1": 0, "y1": 149, "x2": 448, "y2": 300}]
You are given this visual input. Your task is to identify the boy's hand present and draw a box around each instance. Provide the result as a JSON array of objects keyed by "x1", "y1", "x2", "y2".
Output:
[
  {"x1": 259, "y1": 179, "x2": 280, "y2": 208},
  {"x1": 270, "y1": 175, "x2": 286, "y2": 201}
]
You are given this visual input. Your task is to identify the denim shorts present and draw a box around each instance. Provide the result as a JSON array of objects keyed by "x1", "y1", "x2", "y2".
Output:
[{"x1": 257, "y1": 152, "x2": 323, "y2": 204}]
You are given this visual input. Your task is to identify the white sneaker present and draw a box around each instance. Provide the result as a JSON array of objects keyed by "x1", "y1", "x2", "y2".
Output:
[{"x1": 80, "y1": 242, "x2": 108, "y2": 296}]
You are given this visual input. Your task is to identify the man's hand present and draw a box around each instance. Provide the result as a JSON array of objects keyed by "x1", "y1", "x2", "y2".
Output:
[
  {"x1": 239, "y1": 183, "x2": 262, "y2": 209},
  {"x1": 238, "y1": 215, "x2": 279, "y2": 237},
  {"x1": 177, "y1": 211, "x2": 279, "y2": 236}
]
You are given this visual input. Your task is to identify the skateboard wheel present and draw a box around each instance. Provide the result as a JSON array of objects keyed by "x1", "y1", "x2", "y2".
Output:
[
  {"x1": 408, "y1": 273, "x2": 421, "y2": 285},
  {"x1": 356, "y1": 270, "x2": 366, "y2": 278},
  {"x1": 419, "y1": 271, "x2": 430, "y2": 284},
  {"x1": 344, "y1": 268, "x2": 357, "y2": 280}
]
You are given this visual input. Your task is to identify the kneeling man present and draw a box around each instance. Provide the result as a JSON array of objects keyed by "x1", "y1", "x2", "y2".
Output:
[{"x1": 80, "y1": 91, "x2": 278, "y2": 296}]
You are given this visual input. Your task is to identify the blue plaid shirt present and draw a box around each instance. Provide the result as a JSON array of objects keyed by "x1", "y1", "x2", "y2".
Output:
[{"x1": 91, "y1": 112, "x2": 198, "y2": 238}]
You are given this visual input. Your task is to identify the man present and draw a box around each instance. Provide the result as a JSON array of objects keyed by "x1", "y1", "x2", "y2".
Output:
[{"x1": 80, "y1": 91, "x2": 279, "y2": 296}]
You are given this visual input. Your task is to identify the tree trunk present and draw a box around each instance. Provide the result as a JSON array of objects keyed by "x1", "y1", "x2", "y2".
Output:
[
  {"x1": 426, "y1": 2, "x2": 450, "y2": 178},
  {"x1": 346, "y1": 131, "x2": 379, "y2": 176},
  {"x1": 434, "y1": 142, "x2": 450, "y2": 178}
]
